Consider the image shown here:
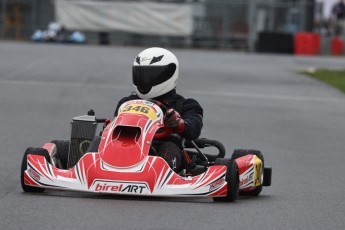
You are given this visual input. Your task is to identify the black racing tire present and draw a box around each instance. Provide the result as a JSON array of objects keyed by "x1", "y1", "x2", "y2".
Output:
[
  {"x1": 51, "y1": 140, "x2": 70, "y2": 169},
  {"x1": 21, "y1": 147, "x2": 50, "y2": 193},
  {"x1": 232, "y1": 149, "x2": 264, "y2": 196},
  {"x1": 213, "y1": 158, "x2": 239, "y2": 202}
]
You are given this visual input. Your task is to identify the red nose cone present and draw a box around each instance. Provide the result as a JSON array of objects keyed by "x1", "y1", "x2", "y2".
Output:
[{"x1": 100, "y1": 125, "x2": 145, "y2": 168}]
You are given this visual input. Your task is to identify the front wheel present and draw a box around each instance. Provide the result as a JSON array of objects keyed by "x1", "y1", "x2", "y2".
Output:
[
  {"x1": 51, "y1": 140, "x2": 70, "y2": 169},
  {"x1": 213, "y1": 158, "x2": 239, "y2": 202},
  {"x1": 232, "y1": 149, "x2": 264, "y2": 196},
  {"x1": 21, "y1": 147, "x2": 50, "y2": 193}
]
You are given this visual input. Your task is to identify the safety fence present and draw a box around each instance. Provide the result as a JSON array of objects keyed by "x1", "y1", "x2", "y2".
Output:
[{"x1": 1, "y1": 0, "x2": 317, "y2": 51}]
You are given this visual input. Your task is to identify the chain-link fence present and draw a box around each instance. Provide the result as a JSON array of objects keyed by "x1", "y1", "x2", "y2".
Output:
[{"x1": 0, "y1": 0, "x2": 314, "y2": 51}]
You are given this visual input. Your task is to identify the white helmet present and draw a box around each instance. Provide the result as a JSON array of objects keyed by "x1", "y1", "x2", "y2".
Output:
[{"x1": 132, "y1": 47, "x2": 179, "y2": 99}]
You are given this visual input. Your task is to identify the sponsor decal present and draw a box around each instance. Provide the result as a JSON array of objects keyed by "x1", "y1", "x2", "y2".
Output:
[
  {"x1": 124, "y1": 100, "x2": 153, "y2": 106},
  {"x1": 93, "y1": 181, "x2": 148, "y2": 194},
  {"x1": 136, "y1": 56, "x2": 140, "y2": 64},
  {"x1": 181, "y1": 176, "x2": 193, "y2": 181},
  {"x1": 240, "y1": 173, "x2": 253, "y2": 187},
  {"x1": 209, "y1": 178, "x2": 225, "y2": 191},
  {"x1": 150, "y1": 55, "x2": 164, "y2": 64},
  {"x1": 140, "y1": 57, "x2": 152, "y2": 62},
  {"x1": 28, "y1": 168, "x2": 40, "y2": 181}
]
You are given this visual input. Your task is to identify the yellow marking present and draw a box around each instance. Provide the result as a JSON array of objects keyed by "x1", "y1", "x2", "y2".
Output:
[
  {"x1": 253, "y1": 156, "x2": 263, "y2": 186},
  {"x1": 119, "y1": 103, "x2": 158, "y2": 120}
]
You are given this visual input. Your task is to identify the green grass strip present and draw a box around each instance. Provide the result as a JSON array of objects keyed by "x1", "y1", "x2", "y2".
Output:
[{"x1": 301, "y1": 69, "x2": 345, "y2": 93}]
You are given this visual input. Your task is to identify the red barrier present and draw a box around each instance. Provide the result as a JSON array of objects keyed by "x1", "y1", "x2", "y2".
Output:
[
  {"x1": 312, "y1": 34, "x2": 321, "y2": 54},
  {"x1": 294, "y1": 33, "x2": 321, "y2": 55},
  {"x1": 331, "y1": 38, "x2": 344, "y2": 56}
]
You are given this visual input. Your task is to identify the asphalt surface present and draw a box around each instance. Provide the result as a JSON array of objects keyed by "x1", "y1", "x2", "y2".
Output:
[{"x1": 0, "y1": 42, "x2": 345, "y2": 230}]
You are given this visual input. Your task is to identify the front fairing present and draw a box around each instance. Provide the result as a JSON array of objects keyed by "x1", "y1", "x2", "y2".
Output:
[{"x1": 98, "y1": 100, "x2": 164, "y2": 168}]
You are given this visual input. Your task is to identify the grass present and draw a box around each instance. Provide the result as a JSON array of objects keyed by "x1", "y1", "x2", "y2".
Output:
[{"x1": 301, "y1": 69, "x2": 345, "y2": 94}]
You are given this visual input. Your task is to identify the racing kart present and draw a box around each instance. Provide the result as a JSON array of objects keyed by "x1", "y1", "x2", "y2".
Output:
[
  {"x1": 21, "y1": 99, "x2": 272, "y2": 202},
  {"x1": 31, "y1": 22, "x2": 86, "y2": 44}
]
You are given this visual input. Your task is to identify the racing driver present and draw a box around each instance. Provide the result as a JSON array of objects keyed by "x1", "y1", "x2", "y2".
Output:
[{"x1": 114, "y1": 47, "x2": 203, "y2": 173}]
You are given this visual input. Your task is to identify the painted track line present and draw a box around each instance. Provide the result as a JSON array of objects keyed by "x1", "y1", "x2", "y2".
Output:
[
  {"x1": 188, "y1": 89, "x2": 345, "y2": 103},
  {"x1": 1, "y1": 79, "x2": 344, "y2": 103}
]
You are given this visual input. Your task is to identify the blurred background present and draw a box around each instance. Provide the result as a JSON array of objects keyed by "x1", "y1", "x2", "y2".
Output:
[
  {"x1": 2, "y1": 0, "x2": 343, "y2": 54},
  {"x1": 1, "y1": 2, "x2": 345, "y2": 230}
]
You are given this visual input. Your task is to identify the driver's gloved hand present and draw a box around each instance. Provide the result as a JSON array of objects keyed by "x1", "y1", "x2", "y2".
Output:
[{"x1": 164, "y1": 108, "x2": 185, "y2": 134}]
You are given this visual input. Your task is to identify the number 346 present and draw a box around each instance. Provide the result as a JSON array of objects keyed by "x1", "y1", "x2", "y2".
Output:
[{"x1": 122, "y1": 105, "x2": 149, "y2": 114}]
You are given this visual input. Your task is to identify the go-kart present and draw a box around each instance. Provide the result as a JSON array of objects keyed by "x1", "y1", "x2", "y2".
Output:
[
  {"x1": 21, "y1": 99, "x2": 272, "y2": 202},
  {"x1": 31, "y1": 22, "x2": 86, "y2": 44}
]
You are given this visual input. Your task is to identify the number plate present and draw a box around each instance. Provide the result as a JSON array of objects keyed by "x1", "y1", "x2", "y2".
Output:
[{"x1": 119, "y1": 103, "x2": 158, "y2": 120}]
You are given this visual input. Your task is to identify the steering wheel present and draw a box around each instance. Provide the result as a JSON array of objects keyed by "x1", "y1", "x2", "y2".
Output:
[{"x1": 148, "y1": 99, "x2": 173, "y2": 139}]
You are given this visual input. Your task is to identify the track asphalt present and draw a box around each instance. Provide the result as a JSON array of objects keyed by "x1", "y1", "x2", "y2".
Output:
[{"x1": 0, "y1": 42, "x2": 344, "y2": 230}]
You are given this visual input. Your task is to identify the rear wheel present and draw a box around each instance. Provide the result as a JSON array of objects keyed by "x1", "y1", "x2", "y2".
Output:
[
  {"x1": 21, "y1": 147, "x2": 50, "y2": 193},
  {"x1": 213, "y1": 158, "x2": 239, "y2": 202},
  {"x1": 232, "y1": 149, "x2": 264, "y2": 196},
  {"x1": 51, "y1": 140, "x2": 70, "y2": 169}
]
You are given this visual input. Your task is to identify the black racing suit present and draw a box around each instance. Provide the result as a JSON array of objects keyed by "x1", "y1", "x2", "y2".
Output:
[{"x1": 114, "y1": 89, "x2": 203, "y2": 172}]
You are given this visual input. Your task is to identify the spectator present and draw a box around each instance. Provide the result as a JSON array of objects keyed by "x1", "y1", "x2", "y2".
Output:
[{"x1": 331, "y1": 0, "x2": 345, "y2": 36}]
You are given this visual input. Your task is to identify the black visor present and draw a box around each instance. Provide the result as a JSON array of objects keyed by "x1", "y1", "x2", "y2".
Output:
[{"x1": 132, "y1": 64, "x2": 176, "y2": 91}]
